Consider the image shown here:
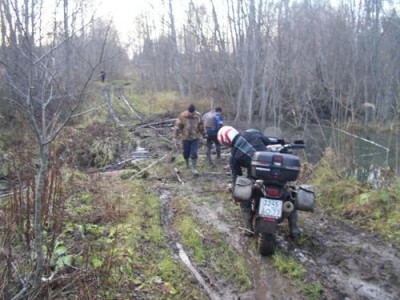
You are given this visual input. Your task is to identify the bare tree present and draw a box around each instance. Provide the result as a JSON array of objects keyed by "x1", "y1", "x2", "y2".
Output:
[
  {"x1": 123, "y1": 0, "x2": 399, "y2": 129},
  {"x1": 243, "y1": 0, "x2": 258, "y2": 125},
  {"x1": 0, "y1": 0, "x2": 109, "y2": 292},
  {"x1": 168, "y1": 0, "x2": 185, "y2": 97}
]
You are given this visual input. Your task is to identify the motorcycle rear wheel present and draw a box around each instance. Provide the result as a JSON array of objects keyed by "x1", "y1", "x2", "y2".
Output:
[{"x1": 257, "y1": 233, "x2": 276, "y2": 256}]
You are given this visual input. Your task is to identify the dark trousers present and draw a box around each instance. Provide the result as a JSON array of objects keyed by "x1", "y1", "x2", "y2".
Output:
[
  {"x1": 206, "y1": 133, "x2": 221, "y2": 158},
  {"x1": 182, "y1": 139, "x2": 199, "y2": 160}
]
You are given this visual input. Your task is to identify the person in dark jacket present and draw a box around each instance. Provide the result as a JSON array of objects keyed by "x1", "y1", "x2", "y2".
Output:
[
  {"x1": 217, "y1": 126, "x2": 300, "y2": 238},
  {"x1": 229, "y1": 128, "x2": 273, "y2": 183},
  {"x1": 202, "y1": 107, "x2": 223, "y2": 164}
]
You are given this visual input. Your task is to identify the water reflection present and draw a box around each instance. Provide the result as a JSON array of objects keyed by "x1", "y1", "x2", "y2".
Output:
[
  {"x1": 131, "y1": 146, "x2": 149, "y2": 161},
  {"x1": 259, "y1": 123, "x2": 397, "y2": 188},
  {"x1": 300, "y1": 125, "x2": 394, "y2": 189},
  {"x1": 230, "y1": 121, "x2": 397, "y2": 188}
]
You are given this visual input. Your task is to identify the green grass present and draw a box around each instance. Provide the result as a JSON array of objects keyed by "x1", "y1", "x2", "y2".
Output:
[
  {"x1": 273, "y1": 252, "x2": 323, "y2": 300},
  {"x1": 272, "y1": 252, "x2": 306, "y2": 279},
  {"x1": 124, "y1": 90, "x2": 212, "y2": 118},
  {"x1": 172, "y1": 187, "x2": 253, "y2": 291},
  {"x1": 176, "y1": 216, "x2": 206, "y2": 264},
  {"x1": 312, "y1": 149, "x2": 400, "y2": 249},
  {"x1": 56, "y1": 176, "x2": 208, "y2": 299},
  {"x1": 52, "y1": 159, "x2": 252, "y2": 298},
  {"x1": 206, "y1": 231, "x2": 252, "y2": 288}
]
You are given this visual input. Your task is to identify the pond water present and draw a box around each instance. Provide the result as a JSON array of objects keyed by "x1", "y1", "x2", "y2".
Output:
[
  {"x1": 282, "y1": 124, "x2": 398, "y2": 188},
  {"x1": 233, "y1": 121, "x2": 399, "y2": 188},
  {"x1": 131, "y1": 146, "x2": 149, "y2": 161}
]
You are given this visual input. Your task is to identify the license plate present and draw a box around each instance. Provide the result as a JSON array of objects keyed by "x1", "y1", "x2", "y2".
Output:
[{"x1": 259, "y1": 198, "x2": 282, "y2": 218}]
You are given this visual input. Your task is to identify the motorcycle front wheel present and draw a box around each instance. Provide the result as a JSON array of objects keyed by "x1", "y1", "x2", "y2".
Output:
[{"x1": 257, "y1": 233, "x2": 276, "y2": 256}]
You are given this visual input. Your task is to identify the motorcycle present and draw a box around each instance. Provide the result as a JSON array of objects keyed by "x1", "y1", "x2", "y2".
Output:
[{"x1": 233, "y1": 139, "x2": 315, "y2": 256}]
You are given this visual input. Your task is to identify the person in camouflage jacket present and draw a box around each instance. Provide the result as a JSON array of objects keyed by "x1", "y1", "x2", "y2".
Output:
[{"x1": 173, "y1": 104, "x2": 205, "y2": 175}]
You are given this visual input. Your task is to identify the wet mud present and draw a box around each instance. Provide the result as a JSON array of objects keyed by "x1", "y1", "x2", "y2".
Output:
[
  {"x1": 157, "y1": 166, "x2": 400, "y2": 300},
  {"x1": 128, "y1": 125, "x2": 400, "y2": 299},
  {"x1": 298, "y1": 211, "x2": 400, "y2": 299}
]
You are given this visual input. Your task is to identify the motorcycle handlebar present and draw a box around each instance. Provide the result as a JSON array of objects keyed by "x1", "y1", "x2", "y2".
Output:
[
  {"x1": 290, "y1": 143, "x2": 305, "y2": 150},
  {"x1": 278, "y1": 142, "x2": 305, "y2": 153}
]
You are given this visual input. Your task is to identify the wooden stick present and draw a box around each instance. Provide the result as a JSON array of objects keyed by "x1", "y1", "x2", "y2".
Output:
[
  {"x1": 129, "y1": 151, "x2": 173, "y2": 180},
  {"x1": 176, "y1": 243, "x2": 220, "y2": 300},
  {"x1": 194, "y1": 229, "x2": 205, "y2": 239},
  {"x1": 335, "y1": 127, "x2": 389, "y2": 152},
  {"x1": 134, "y1": 118, "x2": 176, "y2": 129},
  {"x1": 171, "y1": 167, "x2": 184, "y2": 184}
]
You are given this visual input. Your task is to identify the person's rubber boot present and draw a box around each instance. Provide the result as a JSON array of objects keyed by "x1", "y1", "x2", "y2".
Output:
[
  {"x1": 242, "y1": 212, "x2": 254, "y2": 237},
  {"x1": 216, "y1": 150, "x2": 221, "y2": 162},
  {"x1": 206, "y1": 154, "x2": 213, "y2": 165},
  {"x1": 288, "y1": 210, "x2": 301, "y2": 239},
  {"x1": 206, "y1": 146, "x2": 213, "y2": 165},
  {"x1": 185, "y1": 159, "x2": 189, "y2": 168},
  {"x1": 191, "y1": 158, "x2": 199, "y2": 175}
]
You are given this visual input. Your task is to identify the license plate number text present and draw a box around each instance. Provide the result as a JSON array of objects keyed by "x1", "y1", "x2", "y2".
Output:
[{"x1": 259, "y1": 198, "x2": 282, "y2": 218}]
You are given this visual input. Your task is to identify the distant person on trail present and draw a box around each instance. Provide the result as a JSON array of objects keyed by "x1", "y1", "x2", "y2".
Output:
[
  {"x1": 202, "y1": 107, "x2": 223, "y2": 165},
  {"x1": 100, "y1": 70, "x2": 106, "y2": 82},
  {"x1": 173, "y1": 104, "x2": 206, "y2": 175},
  {"x1": 217, "y1": 126, "x2": 301, "y2": 238}
]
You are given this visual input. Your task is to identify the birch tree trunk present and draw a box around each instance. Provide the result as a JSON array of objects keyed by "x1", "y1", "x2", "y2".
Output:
[
  {"x1": 64, "y1": 0, "x2": 72, "y2": 90},
  {"x1": 244, "y1": 0, "x2": 257, "y2": 125},
  {"x1": 168, "y1": 0, "x2": 185, "y2": 98},
  {"x1": 233, "y1": 0, "x2": 245, "y2": 122},
  {"x1": 33, "y1": 142, "x2": 49, "y2": 286}
]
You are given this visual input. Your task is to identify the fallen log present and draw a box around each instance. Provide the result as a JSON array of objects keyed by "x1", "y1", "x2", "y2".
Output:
[{"x1": 134, "y1": 118, "x2": 176, "y2": 129}]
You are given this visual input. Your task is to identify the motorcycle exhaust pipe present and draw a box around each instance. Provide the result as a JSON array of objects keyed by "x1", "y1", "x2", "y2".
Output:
[{"x1": 283, "y1": 201, "x2": 294, "y2": 214}]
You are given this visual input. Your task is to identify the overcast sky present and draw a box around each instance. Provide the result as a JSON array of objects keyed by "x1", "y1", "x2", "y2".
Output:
[
  {"x1": 97, "y1": 0, "x2": 211, "y2": 43},
  {"x1": 96, "y1": 0, "x2": 399, "y2": 45}
]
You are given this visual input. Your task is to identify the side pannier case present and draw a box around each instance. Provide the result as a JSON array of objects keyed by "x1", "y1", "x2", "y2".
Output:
[
  {"x1": 295, "y1": 184, "x2": 315, "y2": 212},
  {"x1": 233, "y1": 176, "x2": 253, "y2": 201},
  {"x1": 251, "y1": 151, "x2": 301, "y2": 182}
]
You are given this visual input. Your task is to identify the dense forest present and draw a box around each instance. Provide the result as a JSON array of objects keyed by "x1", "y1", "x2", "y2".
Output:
[
  {"x1": 1, "y1": 0, "x2": 400, "y2": 299},
  {"x1": 1, "y1": 0, "x2": 399, "y2": 125},
  {"x1": 131, "y1": 0, "x2": 400, "y2": 127}
]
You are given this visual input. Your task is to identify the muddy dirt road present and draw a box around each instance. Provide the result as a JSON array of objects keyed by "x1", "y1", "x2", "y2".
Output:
[
  {"x1": 129, "y1": 119, "x2": 400, "y2": 299},
  {"x1": 155, "y1": 160, "x2": 400, "y2": 300}
]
